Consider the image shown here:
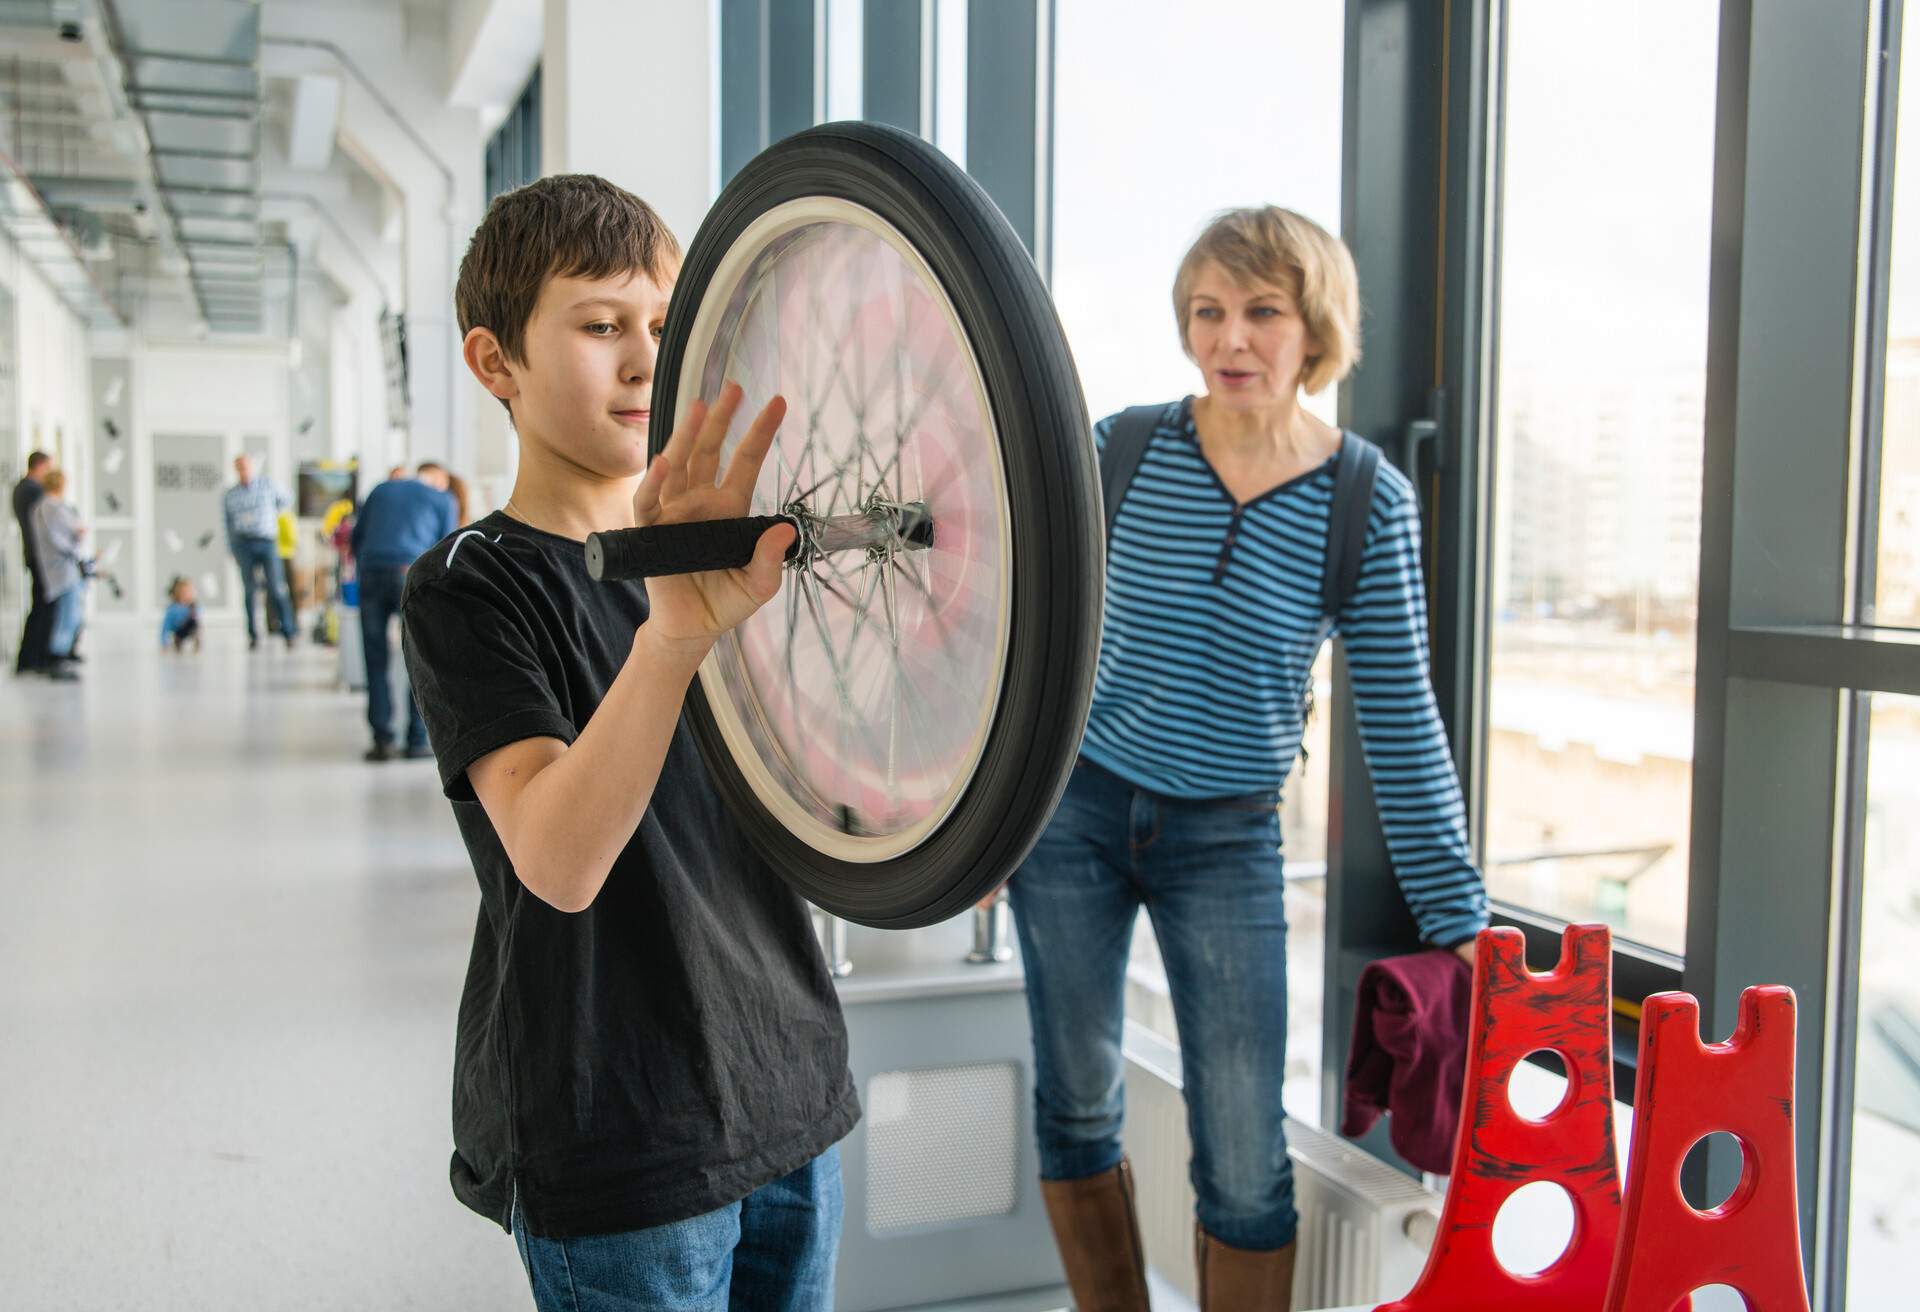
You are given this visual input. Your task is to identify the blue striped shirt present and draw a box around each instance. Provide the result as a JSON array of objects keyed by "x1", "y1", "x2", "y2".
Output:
[
  {"x1": 223, "y1": 477, "x2": 290, "y2": 543},
  {"x1": 1081, "y1": 398, "x2": 1488, "y2": 946}
]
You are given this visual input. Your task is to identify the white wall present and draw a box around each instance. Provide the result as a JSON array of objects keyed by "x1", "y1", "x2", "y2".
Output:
[
  {"x1": 128, "y1": 344, "x2": 292, "y2": 621},
  {"x1": 0, "y1": 229, "x2": 95, "y2": 628},
  {"x1": 447, "y1": 0, "x2": 542, "y2": 109},
  {"x1": 262, "y1": 1, "x2": 490, "y2": 480},
  {"x1": 1, "y1": 233, "x2": 95, "y2": 507},
  {"x1": 541, "y1": 0, "x2": 718, "y2": 247}
]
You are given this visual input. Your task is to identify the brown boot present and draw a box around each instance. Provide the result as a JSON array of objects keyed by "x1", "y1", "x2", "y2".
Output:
[
  {"x1": 1039, "y1": 1158, "x2": 1151, "y2": 1311},
  {"x1": 1194, "y1": 1225, "x2": 1297, "y2": 1311}
]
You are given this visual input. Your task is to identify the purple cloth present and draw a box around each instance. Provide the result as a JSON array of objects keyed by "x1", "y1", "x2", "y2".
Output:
[{"x1": 1340, "y1": 948, "x2": 1471, "y2": 1174}]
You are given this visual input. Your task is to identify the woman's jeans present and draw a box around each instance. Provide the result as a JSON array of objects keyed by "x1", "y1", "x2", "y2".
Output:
[
  {"x1": 510, "y1": 1147, "x2": 842, "y2": 1312},
  {"x1": 1009, "y1": 760, "x2": 1298, "y2": 1252},
  {"x1": 48, "y1": 584, "x2": 85, "y2": 658}
]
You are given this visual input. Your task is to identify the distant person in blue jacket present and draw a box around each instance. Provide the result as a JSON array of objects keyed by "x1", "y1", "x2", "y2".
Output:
[
  {"x1": 160, "y1": 575, "x2": 201, "y2": 652},
  {"x1": 351, "y1": 462, "x2": 456, "y2": 761}
]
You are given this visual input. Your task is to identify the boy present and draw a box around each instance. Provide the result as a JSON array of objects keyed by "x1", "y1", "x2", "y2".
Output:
[{"x1": 402, "y1": 174, "x2": 858, "y2": 1311}]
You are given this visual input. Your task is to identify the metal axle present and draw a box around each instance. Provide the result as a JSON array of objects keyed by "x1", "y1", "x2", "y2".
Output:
[{"x1": 793, "y1": 500, "x2": 934, "y2": 559}]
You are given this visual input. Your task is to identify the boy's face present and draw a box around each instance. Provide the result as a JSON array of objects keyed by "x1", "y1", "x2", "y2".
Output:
[{"x1": 499, "y1": 268, "x2": 674, "y2": 479}]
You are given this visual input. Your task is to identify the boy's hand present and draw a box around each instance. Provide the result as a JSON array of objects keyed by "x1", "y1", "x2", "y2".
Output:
[{"x1": 632, "y1": 382, "x2": 796, "y2": 656}]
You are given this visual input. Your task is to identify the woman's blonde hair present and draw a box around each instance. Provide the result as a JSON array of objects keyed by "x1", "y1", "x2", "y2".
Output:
[
  {"x1": 42, "y1": 468, "x2": 67, "y2": 494},
  {"x1": 1172, "y1": 206, "x2": 1361, "y2": 396}
]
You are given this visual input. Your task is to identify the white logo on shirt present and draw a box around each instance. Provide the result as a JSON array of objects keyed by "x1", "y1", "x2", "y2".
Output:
[{"x1": 445, "y1": 530, "x2": 500, "y2": 569}]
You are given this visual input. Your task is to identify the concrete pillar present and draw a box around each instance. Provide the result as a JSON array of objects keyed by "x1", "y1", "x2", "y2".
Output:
[
  {"x1": 542, "y1": 0, "x2": 718, "y2": 248},
  {"x1": 262, "y1": 3, "x2": 487, "y2": 481}
]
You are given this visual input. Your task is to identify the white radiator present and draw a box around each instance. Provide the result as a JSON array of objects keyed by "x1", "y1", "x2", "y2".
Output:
[{"x1": 1121, "y1": 1021, "x2": 1440, "y2": 1309}]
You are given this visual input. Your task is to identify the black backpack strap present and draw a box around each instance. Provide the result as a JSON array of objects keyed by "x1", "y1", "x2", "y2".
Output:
[
  {"x1": 1099, "y1": 404, "x2": 1170, "y2": 540},
  {"x1": 1322, "y1": 431, "x2": 1382, "y2": 618}
]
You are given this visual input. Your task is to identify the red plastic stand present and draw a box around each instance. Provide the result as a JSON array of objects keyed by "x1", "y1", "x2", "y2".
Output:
[
  {"x1": 1378, "y1": 925, "x2": 1624, "y2": 1311},
  {"x1": 1602, "y1": 986, "x2": 1813, "y2": 1312}
]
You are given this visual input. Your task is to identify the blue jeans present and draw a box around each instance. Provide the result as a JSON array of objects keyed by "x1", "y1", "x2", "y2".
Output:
[
  {"x1": 232, "y1": 537, "x2": 294, "y2": 642},
  {"x1": 510, "y1": 1147, "x2": 843, "y2": 1312},
  {"x1": 357, "y1": 564, "x2": 424, "y2": 749},
  {"x1": 1009, "y1": 760, "x2": 1298, "y2": 1251},
  {"x1": 48, "y1": 584, "x2": 85, "y2": 658}
]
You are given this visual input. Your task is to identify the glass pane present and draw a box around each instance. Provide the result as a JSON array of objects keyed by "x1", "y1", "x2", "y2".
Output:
[
  {"x1": 1877, "y1": 15, "x2": 1920, "y2": 628},
  {"x1": 1050, "y1": 0, "x2": 1343, "y2": 424},
  {"x1": 933, "y1": 0, "x2": 967, "y2": 168},
  {"x1": 1483, "y1": 1, "x2": 1720, "y2": 955},
  {"x1": 1051, "y1": 0, "x2": 1344, "y2": 1118},
  {"x1": 1847, "y1": 692, "x2": 1920, "y2": 1307},
  {"x1": 825, "y1": 0, "x2": 863, "y2": 122}
]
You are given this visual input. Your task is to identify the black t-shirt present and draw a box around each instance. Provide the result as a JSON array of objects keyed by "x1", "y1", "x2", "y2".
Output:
[
  {"x1": 13, "y1": 477, "x2": 44, "y2": 572},
  {"x1": 400, "y1": 511, "x2": 859, "y2": 1238}
]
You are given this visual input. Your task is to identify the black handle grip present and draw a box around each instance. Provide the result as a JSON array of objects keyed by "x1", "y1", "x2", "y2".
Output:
[{"x1": 585, "y1": 516, "x2": 799, "y2": 582}]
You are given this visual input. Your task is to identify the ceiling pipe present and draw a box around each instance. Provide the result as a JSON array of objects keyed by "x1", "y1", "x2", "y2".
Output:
[
  {"x1": 0, "y1": 141, "x2": 127, "y2": 327},
  {"x1": 262, "y1": 35, "x2": 457, "y2": 438},
  {"x1": 83, "y1": 0, "x2": 208, "y2": 328}
]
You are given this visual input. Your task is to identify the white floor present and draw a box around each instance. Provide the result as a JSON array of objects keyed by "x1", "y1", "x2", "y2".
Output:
[
  {"x1": 1, "y1": 621, "x2": 529, "y2": 1310},
  {"x1": 0, "y1": 620, "x2": 1087, "y2": 1312},
  {"x1": 0, "y1": 618, "x2": 1806, "y2": 1311}
]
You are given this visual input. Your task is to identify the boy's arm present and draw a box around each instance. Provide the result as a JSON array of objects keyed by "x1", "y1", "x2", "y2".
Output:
[
  {"x1": 467, "y1": 628, "x2": 706, "y2": 912},
  {"x1": 461, "y1": 384, "x2": 792, "y2": 914}
]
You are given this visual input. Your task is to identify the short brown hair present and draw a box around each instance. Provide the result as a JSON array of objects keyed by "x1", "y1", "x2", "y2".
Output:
[
  {"x1": 1173, "y1": 206, "x2": 1361, "y2": 396},
  {"x1": 455, "y1": 175, "x2": 681, "y2": 395},
  {"x1": 42, "y1": 468, "x2": 67, "y2": 494},
  {"x1": 26, "y1": 450, "x2": 50, "y2": 472}
]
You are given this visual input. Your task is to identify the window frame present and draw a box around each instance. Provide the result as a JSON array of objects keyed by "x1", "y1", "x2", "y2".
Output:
[
  {"x1": 724, "y1": 7, "x2": 1915, "y2": 1299},
  {"x1": 484, "y1": 65, "x2": 541, "y2": 202},
  {"x1": 1471, "y1": 0, "x2": 1715, "y2": 967},
  {"x1": 719, "y1": 0, "x2": 1049, "y2": 264},
  {"x1": 1337, "y1": 0, "x2": 1909, "y2": 1299}
]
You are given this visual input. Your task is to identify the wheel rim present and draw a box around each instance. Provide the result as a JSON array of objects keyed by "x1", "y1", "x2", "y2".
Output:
[{"x1": 676, "y1": 196, "x2": 1014, "y2": 864}]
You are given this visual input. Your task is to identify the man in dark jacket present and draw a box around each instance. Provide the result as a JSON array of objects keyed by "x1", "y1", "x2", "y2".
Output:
[
  {"x1": 351, "y1": 461, "x2": 457, "y2": 760},
  {"x1": 11, "y1": 450, "x2": 54, "y2": 675}
]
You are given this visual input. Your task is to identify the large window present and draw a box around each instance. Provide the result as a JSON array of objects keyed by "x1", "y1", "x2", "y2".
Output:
[
  {"x1": 1878, "y1": 10, "x2": 1920, "y2": 629},
  {"x1": 1848, "y1": 693, "x2": 1920, "y2": 1306},
  {"x1": 1849, "y1": 20, "x2": 1920, "y2": 1291},
  {"x1": 484, "y1": 66, "x2": 541, "y2": 202},
  {"x1": 1050, "y1": 0, "x2": 1344, "y2": 1120},
  {"x1": 725, "y1": 1, "x2": 967, "y2": 183},
  {"x1": 1482, "y1": 2, "x2": 1720, "y2": 956},
  {"x1": 1049, "y1": 0, "x2": 1343, "y2": 426}
]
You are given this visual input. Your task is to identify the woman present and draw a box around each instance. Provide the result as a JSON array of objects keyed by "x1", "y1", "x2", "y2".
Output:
[
  {"x1": 1011, "y1": 207, "x2": 1488, "y2": 1311},
  {"x1": 30, "y1": 468, "x2": 89, "y2": 679}
]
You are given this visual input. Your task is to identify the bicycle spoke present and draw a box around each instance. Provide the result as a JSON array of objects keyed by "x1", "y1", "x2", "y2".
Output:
[{"x1": 687, "y1": 208, "x2": 1010, "y2": 851}]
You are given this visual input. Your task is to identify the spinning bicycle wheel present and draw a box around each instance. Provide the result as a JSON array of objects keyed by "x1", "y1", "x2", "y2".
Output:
[{"x1": 594, "y1": 123, "x2": 1101, "y2": 929}]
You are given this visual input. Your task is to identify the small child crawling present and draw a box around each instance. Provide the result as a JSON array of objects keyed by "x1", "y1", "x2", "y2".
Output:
[{"x1": 160, "y1": 575, "x2": 201, "y2": 653}]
